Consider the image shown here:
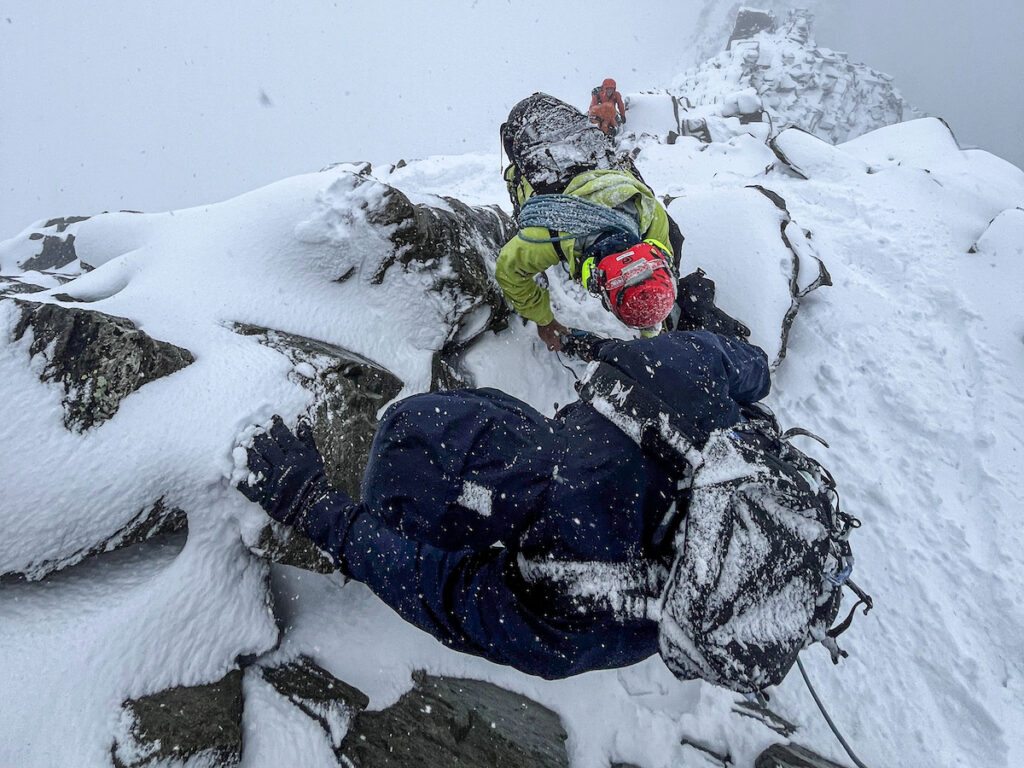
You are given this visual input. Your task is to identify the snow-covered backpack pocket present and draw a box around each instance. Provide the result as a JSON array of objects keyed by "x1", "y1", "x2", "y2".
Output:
[{"x1": 657, "y1": 409, "x2": 864, "y2": 693}]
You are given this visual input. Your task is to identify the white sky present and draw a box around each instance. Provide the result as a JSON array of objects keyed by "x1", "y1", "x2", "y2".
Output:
[
  {"x1": 2, "y1": 0, "x2": 1021, "y2": 238},
  {"x1": 816, "y1": 0, "x2": 1024, "y2": 159}
]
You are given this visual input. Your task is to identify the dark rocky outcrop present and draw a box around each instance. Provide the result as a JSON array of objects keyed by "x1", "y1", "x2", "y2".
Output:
[
  {"x1": 11, "y1": 299, "x2": 195, "y2": 432},
  {"x1": 679, "y1": 737, "x2": 732, "y2": 766},
  {"x1": 732, "y1": 699, "x2": 798, "y2": 737},
  {"x1": 112, "y1": 669, "x2": 244, "y2": 768},
  {"x1": 363, "y1": 183, "x2": 515, "y2": 389},
  {"x1": 42, "y1": 215, "x2": 91, "y2": 232},
  {"x1": 233, "y1": 324, "x2": 403, "y2": 501},
  {"x1": 0, "y1": 299, "x2": 194, "y2": 580},
  {"x1": 338, "y1": 671, "x2": 569, "y2": 768},
  {"x1": 755, "y1": 742, "x2": 851, "y2": 768},
  {"x1": 727, "y1": 7, "x2": 777, "y2": 48},
  {"x1": 19, "y1": 216, "x2": 91, "y2": 272},
  {"x1": 21, "y1": 233, "x2": 80, "y2": 273},
  {"x1": 119, "y1": 664, "x2": 570, "y2": 768},
  {"x1": 0, "y1": 277, "x2": 46, "y2": 295},
  {"x1": 258, "y1": 656, "x2": 369, "y2": 754},
  {"x1": 252, "y1": 520, "x2": 338, "y2": 574},
  {"x1": 233, "y1": 324, "x2": 405, "y2": 573}
]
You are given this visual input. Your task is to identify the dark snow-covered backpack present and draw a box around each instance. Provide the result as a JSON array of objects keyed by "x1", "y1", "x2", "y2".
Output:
[
  {"x1": 656, "y1": 404, "x2": 868, "y2": 693},
  {"x1": 501, "y1": 92, "x2": 617, "y2": 205},
  {"x1": 580, "y1": 365, "x2": 870, "y2": 694}
]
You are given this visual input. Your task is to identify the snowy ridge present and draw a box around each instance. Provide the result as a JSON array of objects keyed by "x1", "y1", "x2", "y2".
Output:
[{"x1": 2, "y1": 54, "x2": 1024, "y2": 768}]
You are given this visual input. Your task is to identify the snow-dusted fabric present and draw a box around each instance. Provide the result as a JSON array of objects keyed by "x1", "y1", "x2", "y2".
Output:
[
  {"x1": 279, "y1": 331, "x2": 772, "y2": 680},
  {"x1": 579, "y1": 349, "x2": 852, "y2": 693},
  {"x1": 657, "y1": 417, "x2": 848, "y2": 692},
  {"x1": 360, "y1": 388, "x2": 561, "y2": 551}
]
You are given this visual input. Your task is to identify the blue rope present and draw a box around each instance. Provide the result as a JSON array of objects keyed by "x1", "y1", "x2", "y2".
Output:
[{"x1": 516, "y1": 194, "x2": 640, "y2": 244}]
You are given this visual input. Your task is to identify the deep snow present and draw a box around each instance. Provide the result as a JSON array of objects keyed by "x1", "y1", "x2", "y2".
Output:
[{"x1": 1, "y1": 114, "x2": 1023, "y2": 768}]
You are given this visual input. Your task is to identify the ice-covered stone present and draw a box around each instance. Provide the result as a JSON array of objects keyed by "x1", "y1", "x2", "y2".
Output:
[
  {"x1": 755, "y1": 742, "x2": 850, "y2": 767},
  {"x1": 368, "y1": 186, "x2": 515, "y2": 387},
  {"x1": 231, "y1": 323, "x2": 403, "y2": 500},
  {"x1": 230, "y1": 324, "x2": 405, "y2": 572},
  {"x1": 257, "y1": 656, "x2": 368, "y2": 752}
]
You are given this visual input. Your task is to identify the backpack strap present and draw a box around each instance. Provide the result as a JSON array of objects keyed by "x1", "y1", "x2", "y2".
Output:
[{"x1": 549, "y1": 230, "x2": 568, "y2": 264}]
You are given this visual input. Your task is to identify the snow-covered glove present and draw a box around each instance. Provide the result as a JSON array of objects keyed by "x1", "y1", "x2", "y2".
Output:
[
  {"x1": 671, "y1": 268, "x2": 751, "y2": 340},
  {"x1": 237, "y1": 415, "x2": 328, "y2": 525}
]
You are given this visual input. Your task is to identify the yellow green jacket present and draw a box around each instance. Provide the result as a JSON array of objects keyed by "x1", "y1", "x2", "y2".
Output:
[{"x1": 496, "y1": 168, "x2": 672, "y2": 326}]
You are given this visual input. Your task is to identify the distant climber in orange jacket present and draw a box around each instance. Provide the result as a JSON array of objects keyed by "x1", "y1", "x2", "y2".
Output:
[{"x1": 589, "y1": 78, "x2": 626, "y2": 136}]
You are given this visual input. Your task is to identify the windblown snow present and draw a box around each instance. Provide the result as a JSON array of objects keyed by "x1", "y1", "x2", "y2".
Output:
[{"x1": 1, "y1": 104, "x2": 1022, "y2": 768}]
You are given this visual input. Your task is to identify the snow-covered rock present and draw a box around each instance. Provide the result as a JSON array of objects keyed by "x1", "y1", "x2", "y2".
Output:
[
  {"x1": 0, "y1": 168, "x2": 519, "y2": 765},
  {"x1": 339, "y1": 671, "x2": 569, "y2": 767},
  {"x1": 12, "y1": 299, "x2": 195, "y2": 434},
  {"x1": 660, "y1": 9, "x2": 915, "y2": 145},
  {"x1": 665, "y1": 184, "x2": 830, "y2": 367},
  {"x1": 112, "y1": 670, "x2": 245, "y2": 768}
]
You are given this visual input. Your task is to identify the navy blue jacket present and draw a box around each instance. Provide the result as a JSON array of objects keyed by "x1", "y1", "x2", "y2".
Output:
[{"x1": 292, "y1": 331, "x2": 770, "y2": 678}]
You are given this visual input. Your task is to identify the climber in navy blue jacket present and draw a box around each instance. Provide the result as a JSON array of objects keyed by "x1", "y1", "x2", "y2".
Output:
[{"x1": 237, "y1": 330, "x2": 770, "y2": 679}]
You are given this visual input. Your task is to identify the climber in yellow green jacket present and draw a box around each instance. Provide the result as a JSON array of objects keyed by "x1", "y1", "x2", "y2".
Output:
[
  {"x1": 496, "y1": 93, "x2": 685, "y2": 352},
  {"x1": 496, "y1": 166, "x2": 677, "y2": 351}
]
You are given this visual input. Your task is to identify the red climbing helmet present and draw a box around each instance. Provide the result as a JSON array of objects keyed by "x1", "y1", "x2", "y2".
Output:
[{"x1": 582, "y1": 241, "x2": 676, "y2": 329}]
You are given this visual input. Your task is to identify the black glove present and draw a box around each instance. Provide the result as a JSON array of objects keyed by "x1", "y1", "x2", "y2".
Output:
[
  {"x1": 671, "y1": 269, "x2": 751, "y2": 340},
  {"x1": 558, "y1": 328, "x2": 609, "y2": 361},
  {"x1": 237, "y1": 415, "x2": 328, "y2": 524}
]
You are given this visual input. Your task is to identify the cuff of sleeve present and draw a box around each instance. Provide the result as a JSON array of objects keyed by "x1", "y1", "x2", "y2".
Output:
[{"x1": 533, "y1": 308, "x2": 555, "y2": 326}]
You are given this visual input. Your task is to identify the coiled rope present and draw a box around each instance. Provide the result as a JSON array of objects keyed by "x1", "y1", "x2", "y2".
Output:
[{"x1": 516, "y1": 194, "x2": 640, "y2": 244}]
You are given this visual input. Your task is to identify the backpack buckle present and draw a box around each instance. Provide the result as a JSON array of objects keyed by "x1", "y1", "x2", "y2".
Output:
[{"x1": 825, "y1": 562, "x2": 853, "y2": 586}]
